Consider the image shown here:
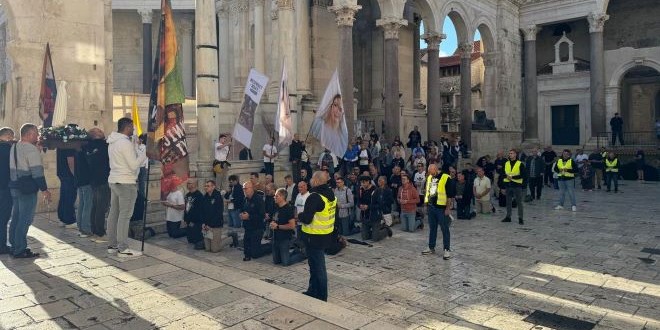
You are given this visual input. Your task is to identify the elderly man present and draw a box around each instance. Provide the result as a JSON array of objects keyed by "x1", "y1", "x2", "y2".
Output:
[
  {"x1": 240, "y1": 181, "x2": 266, "y2": 261},
  {"x1": 299, "y1": 171, "x2": 336, "y2": 301}
]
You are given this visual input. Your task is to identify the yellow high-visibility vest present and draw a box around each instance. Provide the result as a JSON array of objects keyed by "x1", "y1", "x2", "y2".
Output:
[
  {"x1": 557, "y1": 159, "x2": 575, "y2": 178},
  {"x1": 424, "y1": 173, "x2": 450, "y2": 206},
  {"x1": 605, "y1": 158, "x2": 619, "y2": 172},
  {"x1": 301, "y1": 193, "x2": 336, "y2": 235},
  {"x1": 504, "y1": 160, "x2": 523, "y2": 184}
]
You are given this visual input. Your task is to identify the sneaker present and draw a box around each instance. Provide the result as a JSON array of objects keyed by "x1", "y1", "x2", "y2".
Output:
[
  {"x1": 78, "y1": 233, "x2": 89, "y2": 238},
  {"x1": 117, "y1": 249, "x2": 143, "y2": 257},
  {"x1": 443, "y1": 249, "x2": 451, "y2": 260},
  {"x1": 64, "y1": 223, "x2": 78, "y2": 229},
  {"x1": 107, "y1": 246, "x2": 118, "y2": 254},
  {"x1": 554, "y1": 205, "x2": 564, "y2": 210},
  {"x1": 92, "y1": 236, "x2": 109, "y2": 243},
  {"x1": 421, "y1": 248, "x2": 435, "y2": 255},
  {"x1": 571, "y1": 206, "x2": 577, "y2": 212}
]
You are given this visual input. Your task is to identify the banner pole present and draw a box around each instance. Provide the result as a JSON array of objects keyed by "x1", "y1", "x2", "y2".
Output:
[{"x1": 140, "y1": 162, "x2": 151, "y2": 252}]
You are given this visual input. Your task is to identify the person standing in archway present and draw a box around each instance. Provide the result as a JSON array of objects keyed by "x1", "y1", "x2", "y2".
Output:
[{"x1": 610, "y1": 113, "x2": 624, "y2": 146}]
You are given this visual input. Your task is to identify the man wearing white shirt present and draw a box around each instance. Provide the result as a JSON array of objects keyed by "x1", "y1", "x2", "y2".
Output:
[
  {"x1": 163, "y1": 186, "x2": 186, "y2": 238},
  {"x1": 294, "y1": 181, "x2": 310, "y2": 216},
  {"x1": 262, "y1": 137, "x2": 278, "y2": 176},
  {"x1": 214, "y1": 134, "x2": 231, "y2": 189}
]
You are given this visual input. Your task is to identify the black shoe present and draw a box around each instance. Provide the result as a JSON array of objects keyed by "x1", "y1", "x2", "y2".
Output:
[
  {"x1": 519, "y1": 218, "x2": 524, "y2": 225},
  {"x1": 416, "y1": 222, "x2": 424, "y2": 230},
  {"x1": 243, "y1": 257, "x2": 251, "y2": 261},
  {"x1": 0, "y1": 246, "x2": 9, "y2": 255},
  {"x1": 386, "y1": 227, "x2": 393, "y2": 237},
  {"x1": 194, "y1": 243, "x2": 205, "y2": 250},
  {"x1": 13, "y1": 250, "x2": 40, "y2": 259},
  {"x1": 491, "y1": 207, "x2": 496, "y2": 213},
  {"x1": 606, "y1": 190, "x2": 611, "y2": 192},
  {"x1": 501, "y1": 217, "x2": 511, "y2": 222},
  {"x1": 597, "y1": 186, "x2": 601, "y2": 189}
]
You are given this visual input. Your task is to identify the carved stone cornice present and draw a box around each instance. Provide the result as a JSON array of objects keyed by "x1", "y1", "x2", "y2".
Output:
[
  {"x1": 587, "y1": 13, "x2": 609, "y2": 33},
  {"x1": 458, "y1": 42, "x2": 473, "y2": 59},
  {"x1": 376, "y1": 17, "x2": 408, "y2": 40},
  {"x1": 251, "y1": 0, "x2": 265, "y2": 7},
  {"x1": 328, "y1": 4, "x2": 362, "y2": 27},
  {"x1": 276, "y1": 0, "x2": 294, "y2": 10},
  {"x1": 312, "y1": 0, "x2": 333, "y2": 8},
  {"x1": 522, "y1": 25, "x2": 538, "y2": 41},
  {"x1": 228, "y1": 0, "x2": 249, "y2": 14},
  {"x1": 137, "y1": 9, "x2": 153, "y2": 24},
  {"x1": 422, "y1": 32, "x2": 446, "y2": 51}
]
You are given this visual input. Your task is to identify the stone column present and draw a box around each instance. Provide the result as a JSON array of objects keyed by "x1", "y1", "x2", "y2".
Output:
[
  {"x1": 459, "y1": 42, "x2": 473, "y2": 147},
  {"x1": 217, "y1": 3, "x2": 231, "y2": 100},
  {"x1": 179, "y1": 20, "x2": 195, "y2": 97},
  {"x1": 231, "y1": 2, "x2": 249, "y2": 99},
  {"x1": 482, "y1": 52, "x2": 497, "y2": 119},
  {"x1": 138, "y1": 9, "x2": 153, "y2": 94},
  {"x1": 588, "y1": 13, "x2": 609, "y2": 136},
  {"x1": 377, "y1": 17, "x2": 407, "y2": 141},
  {"x1": 522, "y1": 25, "x2": 538, "y2": 141},
  {"x1": 424, "y1": 33, "x2": 444, "y2": 143},
  {"x1": 196, "y1": 0, "x2": 220, "y2": 163},
  {"x1": 412, "y1": 16, "x2": 422, "y2": 108},
  {"x1": 329, "y1": 2, "x2": 361, "y2": 139},
  {"x1": 253, "y1": 0, "x2": 266, "y2": 73},
  {"x1": 296, "y1": 0, "x2": 311, "y2": 95},
  {"x1": 278, "y1": 0, "x2": 297, "y2": 96},
  {"x1": 103, "y1": 0, "x2": 114, "y2": 133}
]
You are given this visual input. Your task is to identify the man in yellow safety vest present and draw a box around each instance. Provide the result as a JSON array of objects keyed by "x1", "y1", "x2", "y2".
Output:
[
  {"x1": 298, "y1": 171, "x2": 336, "y2": 301},
  {"x1": 553, "y1": 149, "x2": 578, "y2": 211},
  {"x1": 422, "y1": 164, "x2": 456, "y2": 260},
  {"x1": 502, "y1": 149, "x2": 526, "y2": 225},
  {"x1": 604, "y1": 152, "x2": 620, "y2": 193}
]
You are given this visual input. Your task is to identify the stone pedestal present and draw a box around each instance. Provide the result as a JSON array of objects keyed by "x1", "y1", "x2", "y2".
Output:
[
  {"x1": 459, "y1": 42, "x2": 473, "y2": 147},
  {"x1": 588, "y1": 13, "x2": 609, "y2": 136},
  {"x1": 424, "y1": 33, "x2": 444, "y2": 143},
  {"x1": 329, "y1": 3, "x2": 361, "y2": 139},
  {"x1": 523, "y1": 25, "x2": 538, "y2": 141},
  {"x1": 196, "y1": 0, "x2": 220, "y2": 162},
  {"x1": 138, "y1": 9, "x2": 153, "y2": 94},
  {"x1": 378, "y1": 17, "x2": 407, "y2": 141}
]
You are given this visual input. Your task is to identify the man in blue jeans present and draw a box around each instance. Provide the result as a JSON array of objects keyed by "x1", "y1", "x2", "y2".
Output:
[
  {"x1": 269, "y1": 188, "x2": 299, "y2": 266},
  {"x1": 75, "y1": 143, "x2": 93, "y2": 237},
  {"x1": 422, "y1": 164, "x2": 456, "y2": 260},
  {"x1": 223, "y1": 175, "x2": 244, "y2": 229},
  {"x1": 8, "y1": 124, "x2": 52, "y2": 258},
  {"x1": 0, "y1": 127, "x2": 16, "y2": 254},
  {"x1": 56, "y1": 148, "x2": 77, "y2": 228},
  {"x1": 553, "y1": 149, "x2": 578, "y2": 212}
]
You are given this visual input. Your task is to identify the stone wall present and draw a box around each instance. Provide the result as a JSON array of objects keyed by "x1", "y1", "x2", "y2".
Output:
[
  {"x1": 536, "y1": 20, "x2": 590, "y2": 71},
  {"x1": 604, "y1": 0, "x2": 660, "y2": 51},
  {"x1": 471, "y1": 130, "x2": 522, "y2": 161},
  {"x1": 494, "y1": 0, "x2": 523, "y2": 131}
]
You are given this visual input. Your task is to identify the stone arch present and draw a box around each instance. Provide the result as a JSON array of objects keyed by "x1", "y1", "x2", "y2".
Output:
[
  {"x1": 608, "y1": 59, "x2": 660, "y2": 87},
  {"x1": 405, "y1": 0, "x2": 438, "y2": 33},
  {"x1": 374, "y1": 0, "x2": 395, "y2": 18},
  {"x1": 474, "y1": 20, "x2": 496, "y2": 53},
  {"x1": 437, "y1": 1, "x2": 471, "y2": 43}
]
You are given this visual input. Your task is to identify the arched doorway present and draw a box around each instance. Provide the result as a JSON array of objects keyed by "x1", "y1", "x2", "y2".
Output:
[{"x1": 619, "y1": 65, "x2": 660, "y2": 133}]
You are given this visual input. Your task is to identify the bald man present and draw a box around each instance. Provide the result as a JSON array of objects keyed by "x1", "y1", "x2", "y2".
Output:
[{"x1": 240, "y1": 181, "x2": 266, "y2": 261}]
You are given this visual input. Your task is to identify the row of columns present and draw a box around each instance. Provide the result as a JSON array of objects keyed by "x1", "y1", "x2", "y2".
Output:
[{"x1": 522, "y1": 13, "x2": 609, "y2": 141}]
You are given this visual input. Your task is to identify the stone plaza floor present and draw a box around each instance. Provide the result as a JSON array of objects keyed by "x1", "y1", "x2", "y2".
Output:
[{"x1": 1, "y1": 180, "x2": 658, "y2": 329}]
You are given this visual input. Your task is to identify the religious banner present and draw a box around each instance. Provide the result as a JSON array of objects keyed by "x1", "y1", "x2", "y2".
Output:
[
  {"x1": 274, "y1": 62, "x2": 293, "y2": 148},
  {"x1": 38, "y1": 43, "x2": 57, "y2": 128},
  {"x1": 147, "y1": 0, "x2": 188, "y2": 199},
  {"x1": 310, "y1": 70, "x2": 348, "y2": 157},
  {"x1": 232, "y1": 68, "x2": 269, "y2": 148}
]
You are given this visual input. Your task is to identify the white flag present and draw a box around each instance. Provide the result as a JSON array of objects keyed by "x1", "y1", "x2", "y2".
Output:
[
  {"x1": 275, "y1": 62, "x2": 293, "y2": 148},
  {"x1": 233, "y1": 69, "x2": 269, "y2": 148},
  {"x1": 310, "y1": 70, "x2": 348, "y2": 157}
]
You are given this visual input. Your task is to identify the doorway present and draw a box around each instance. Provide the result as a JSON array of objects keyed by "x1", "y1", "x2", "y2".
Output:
[{"x1": 551, "y1": 105, "x2": 580, "y2": 145}]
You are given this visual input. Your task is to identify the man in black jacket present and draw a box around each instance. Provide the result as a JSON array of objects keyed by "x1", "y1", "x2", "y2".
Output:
[
  {"x1": 86, "y1": 128, "x2": 111, "y2": 242},
  {"x1": 290, "y1": 134, "x2": 304, "y2": 182},
  {"x1": 298, "y1": 171, "x2": 336, "y2": 301},
  {"x1": 526, "y1": 147, "x2": 545, "y2": 201},
  {"x1": 184, "y1": 178, "x2": 205, "y2": 250},
  {"x1": 0, "y1": 127, "x2": 15, "y2": 254},
  {"x1": 358, "y1": 175, "x2": 376, "y2": 240},
  {"x1": 240, "y1": 181, "x2": 267, "y2": 261},
  {"x1": 202, "y1": 180, "x2": 223, "y2": 252},
  {"x1": 224, "y1": 175, "x2": 244, "y2": 229},
  {"x1": 373, "y1": 176, "x2": 394, "y2": 231},
  {"x1": 610, "y1": 113, "x2": 624, "y2": 146}
]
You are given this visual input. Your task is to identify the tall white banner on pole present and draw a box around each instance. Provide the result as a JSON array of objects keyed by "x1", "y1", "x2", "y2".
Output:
[
  {"x1": 310, "y1": 70, "x2": 348, "y2": 157},
  {"x1": 275, "y1": 62, "x2": 293, "y2": 148},
  {"x1": 233, "y1": 69, "x2": 270, "y2": 148}
]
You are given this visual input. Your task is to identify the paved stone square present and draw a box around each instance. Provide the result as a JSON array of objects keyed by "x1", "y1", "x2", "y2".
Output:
[{"x1": 1, "y1": 181, "x2": 659, "y2": 329}]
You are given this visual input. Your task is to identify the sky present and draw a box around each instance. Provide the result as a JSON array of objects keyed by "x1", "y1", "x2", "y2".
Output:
[{"x1": 421, "y1": 18, "x2": 481, "y2": 57}]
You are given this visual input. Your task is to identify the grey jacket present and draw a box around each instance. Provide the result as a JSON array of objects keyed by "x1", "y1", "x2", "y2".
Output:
[{"x1": 9, "y1": 142, "x2": 47, "y2": 191}]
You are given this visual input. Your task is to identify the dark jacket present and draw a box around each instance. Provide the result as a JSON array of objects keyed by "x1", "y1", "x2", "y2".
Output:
[
  {"x1": 370, "y1": 186, "x2": 393, "y2": 218},
  {"x1": 553, "y1": 157, "x2": 579, "y2": 181},
  {"x1": 85, "y1": 139, "x2": 110, "y2": 186},
  {"x1": 241, "y1": 194, "x2": 265, "y2": 231},
  {"x1": 298, "y1": 183, "x2": 335, "y2": 249},
  {"x1": 289, "y1": 140, "x2": 303, "y2": 162},
  {"x1": 588, "y1": 152, "x2": 604, "y2": 169},
  {"x1": 264, "y1": 194, "x2": 276, "y2": 220},
  {"x1": 203, "y1": 190, "x2": 224, "y2": 228},
  {"x1": 184, "y1": 190, "x2": 204, "y2": 224},
  {"x1": 525, "y1": 155, "x2": 545, "y2": 178},
  {"x1": 224, "y1": 183, "x2": 245, "y2": 210},
  {"x1": 75, "y1": 149, "x2": 91, "y2": 187},
  {"x1": 358, "y1": 185, "x2": 376, "y2": 221},
  {"x1": 610, "y1": 116, "x2": 623, "y2": 131},
  {"x1": 0, "y1": 141, "x2": 13, "y2": 188}
]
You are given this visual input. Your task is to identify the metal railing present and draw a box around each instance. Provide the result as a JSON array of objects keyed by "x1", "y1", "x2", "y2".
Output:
[{"x1": 596, "y1": 131, "x2": 658, "y2": 150}]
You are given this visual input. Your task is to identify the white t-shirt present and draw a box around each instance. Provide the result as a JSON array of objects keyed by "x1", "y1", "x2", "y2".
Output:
[
  {"x1": 137, "y1": 144, "x2": 148, "y2": 168},
  {"x1": 295, "y1": 191, "x2": 310, "y2": 215},
  {"x1": 263, "y1": 144, "x2": 278, "y2": 163},
  {"x1": 358, "y1": 149, "x2": 370, "y2": 165},
  {"x1": 165, "y1": 190, "x2": 185, "y2": 222},
  {"x1": 575, "y1": 154, "x2": 588, "y2": 168},
  {"x1": 414, "y1": 171, "x2": 426, "y2": 196},
  {"x1": 473, "y1": 176, "x2": 492, "y2": 201},
  {"x1": 215, "y1": 142, "x2": 229, "y2": 161}
]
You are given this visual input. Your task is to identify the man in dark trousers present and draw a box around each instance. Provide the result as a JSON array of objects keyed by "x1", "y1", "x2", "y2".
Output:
[
  {"x1": 202, "y1": 180, "x2": 224, "y2": 253},
  {"x1": 299, "y1": 171, "x2": 336, "y2": 301},
  {"x1": 358, "y1": 175, "x2": 376, "y2": 240},
  {"x1": 56, "y1": 147, "x2": 77, "y2": 227},
  {"x1": 184, "y1": 178, "x2": 205, "y2": 250},
  {"x1": 289, "y1": 134, "x2": 304, "y2": 182},
  {"x1": 0, "y1": 127, "x2": 15, "y2": 254},
  {"x1": 86, "y1": 128, "x2": 111, "y2": 242},
  {"x1": 240, "y1": 180, "x2": 266, "y2": 261},
  {"x1": 526, "y1": 147, "x2": 545, "y2": 201},
  {"x1": 502, "y1": 149, "x2": 526, "y2": 225},
  {"x1": 610, "y1": 113, "x2": 624, "y2": 146}
]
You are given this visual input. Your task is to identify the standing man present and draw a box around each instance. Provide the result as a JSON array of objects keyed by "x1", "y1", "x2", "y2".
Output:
[
  {"x1": 290, "y1": 134, "x2": 303, "y2": 182},
  {"x1": 9, "y1": 124, "x2": 52, "y2": 258},
  {"x1": 106, "y1": 118, "x2": 147, "y2": 257},
  {"x1": 588, "y1": 148, "x2": 604, "y2": 190},
  {"x1": 56, "y1": 147, "x2": 77, "y2": 228},
  {"x1": 213, "y1": 134, "x2": 231, "y2": 190},
  {"x1": 610, "y1": 113, "x2": 624, "y2": 146},
  {"x1": 501, "y1": 149, "x2": 525, "y2": 225},
  {"x1": 526, "y1": 147, "x2": 545, "y2": 201},
  {"x1": 553, "y1": 149, "x2": 578, "y2": 211},
  {"x1": 74, "y1": 138, "x2": 93, "y2": 237},
  {"x1": 86, "y1": 128, "x2": 111, "y2": 242},
  {"x1": 240, "y1": 181, "x2": 265, "y2": 261},
  {"x1": 541, "y1": 146, "x2": 557, "y2": 187},
  {"x1": 407, "y1": 125, "x2": 422, "y2": 154},
  {"x1": 604, "y1": 152, "x2": 620, "y2": 193},
  {"x1": 422, "y1": 164, "x2": 455, "y2": 260},
  {"x1": 299, "y1": 171, "x2": 336, "y2": 301},
  {"x1": 202, "y1": 180, "x2": 224, "y2": 253},
  {"x1": 0, "y1": 127, "x2": 15, "y2": 254},
  {"x1": 262, "y1": 136, "x2": 278, "y2": 176}
]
